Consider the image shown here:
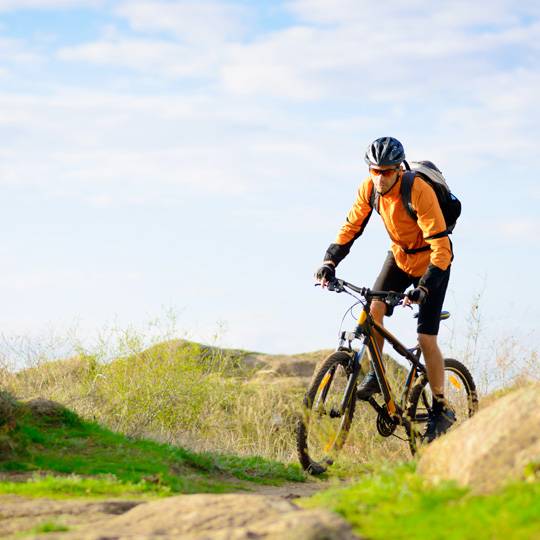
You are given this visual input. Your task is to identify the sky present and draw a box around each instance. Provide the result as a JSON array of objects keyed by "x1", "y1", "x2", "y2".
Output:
[{"x1": 0, "y1": 0, "x2": 539, "y2": 372}]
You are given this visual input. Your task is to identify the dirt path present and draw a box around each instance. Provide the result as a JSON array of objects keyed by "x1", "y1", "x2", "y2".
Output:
[
  {"x1": 248, "y1": 477, "x2": 337, "y2": 498},
  {"x1": 0, "y1": 479, "x2": 356, "y2": 539}
]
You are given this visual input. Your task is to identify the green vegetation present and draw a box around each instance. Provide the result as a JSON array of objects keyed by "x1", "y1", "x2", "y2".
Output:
[
  {"x1": 0, "y1": 475, "x2": 171, "y2": 498},
  {"x1": 31, "y1": 522, "x2": 70, "y2": 533},
  {"x1": 1, "y1": 337, "x2": 411, "y2": 464},
  {"x1": 0, "y1": 392, "x2": 303, "y2": 498},
  {"x1": 1, "y1": 323, "x2": 539, "y2": 538},
  {"x1": 302, "y1": 462, "x2": 540, "y2": 540},
  {"x1": 2, "y1": 339, "x2": 313, "y2": 462}
]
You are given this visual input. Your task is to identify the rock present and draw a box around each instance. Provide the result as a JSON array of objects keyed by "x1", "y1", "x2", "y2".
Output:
[
  {"x1": 46, "y1": 494, "x2": 358, "y2": 539},
  {"x1": 418, "y1": 383, "x2": 540, "y2": 492},
  {"x1": 0, "y1": 496, "x2": 142, "y2": 538}
]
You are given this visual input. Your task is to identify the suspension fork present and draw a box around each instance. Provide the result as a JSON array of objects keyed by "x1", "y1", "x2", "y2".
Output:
[{"x1": 338, "y1": 345, "x2": 365, "y2": 413}]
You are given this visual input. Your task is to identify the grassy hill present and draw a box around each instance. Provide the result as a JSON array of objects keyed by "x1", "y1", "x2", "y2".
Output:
[
  {"x1": 1, "y1": 339, "x2": 409, "y2": 464},
  {"x1": 0, "y1": 390, "x2": 303, "y2": 499}
]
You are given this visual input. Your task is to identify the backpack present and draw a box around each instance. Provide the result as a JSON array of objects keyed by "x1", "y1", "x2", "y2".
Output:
[{"x1": 370, "y1": 160, "x2": 461, "y2": 236}]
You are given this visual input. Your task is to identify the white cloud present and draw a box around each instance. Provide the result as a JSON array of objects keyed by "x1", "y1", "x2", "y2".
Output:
[
  {"x1": 58, "y1": 38, "x2": 219, "y2": 78},
  {"x1": 115, "y1": 0, "x2": 247, "y2": 44},
  {"x1": 219, "y1": 11, "x2": 540, "y2": 100},
  {"x1": 0, "y1": 90, "x2": 336, "y2": 204},
  {"x1": 0, "y1": 0, "x2": 103, "y2": 10},
  {"x1": 287, "y1": 0, "x2": 540, "y2": 27},
  {"x1": 57, "y1": 1, "x2": 251, "y2": 79},
  {"x1": 3, "y1": 2, "x2": 540, "y2": 204}
]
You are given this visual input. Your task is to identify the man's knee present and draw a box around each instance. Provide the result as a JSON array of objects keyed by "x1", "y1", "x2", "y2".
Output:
[
  {"x1": 418, "y1": 333, "x2": 439, "y2": 352},
  {"x1": 370, "y1": 300, "x2": 386, "y2": 323}
]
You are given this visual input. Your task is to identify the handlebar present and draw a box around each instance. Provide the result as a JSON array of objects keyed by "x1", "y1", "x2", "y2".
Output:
[{"x1": 326, "y1": 278, "x2": 407, "y2": 307}]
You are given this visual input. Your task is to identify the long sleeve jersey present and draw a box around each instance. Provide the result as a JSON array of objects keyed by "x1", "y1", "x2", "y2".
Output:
[{"x1": 324, "y1": 172, "x2": 453, "y2": 291}]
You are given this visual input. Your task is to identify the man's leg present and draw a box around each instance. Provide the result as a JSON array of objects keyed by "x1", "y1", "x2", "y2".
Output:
[
  {"x1": 416, "y1": 267, "x2": 453, "y2": 441},
  {"x1": 417, "y1": 334, "x2": 444, "y2": 395},
  {"x1": 370, "y1": 300, "x2": 387, "y2": 353}
]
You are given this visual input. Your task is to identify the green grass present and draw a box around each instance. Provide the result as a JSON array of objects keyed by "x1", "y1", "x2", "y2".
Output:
[
  {"x1": 0, "y1": 475, "x2": 172, "y2": 498},
  {"x1": 31, "y1": 521, "x2": 70, "y2": 533},
  {"x1": 0, "y1": 401, "x2": 304, "y2": 498},
  {"x1": 302, "y1": 462, "x2": 540, "y2": 540}
]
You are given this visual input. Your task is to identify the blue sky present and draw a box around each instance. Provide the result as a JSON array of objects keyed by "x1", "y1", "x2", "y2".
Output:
[{"x1": 0, "y1": 0, "x2": 539, "y2": 373}]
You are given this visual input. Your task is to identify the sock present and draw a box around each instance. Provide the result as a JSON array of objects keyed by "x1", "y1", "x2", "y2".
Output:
[{"x1": 432, "y1": 394, "x2": 445, "y2": 414}]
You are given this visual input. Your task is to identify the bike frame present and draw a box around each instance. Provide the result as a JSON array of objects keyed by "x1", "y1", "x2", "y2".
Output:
[{"x1": 336, "y1": 300, "x2": 426, "y2": 423}]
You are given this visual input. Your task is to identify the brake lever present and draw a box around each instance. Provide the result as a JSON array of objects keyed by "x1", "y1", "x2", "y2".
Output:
[{"x1": 327, "y1": 279, "x2": 344, "y2": 293}]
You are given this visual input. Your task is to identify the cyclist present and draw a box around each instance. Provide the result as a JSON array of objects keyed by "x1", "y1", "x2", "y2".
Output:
[{"x1": 315, "y1": 136, "x2": 455, "y2": 442}]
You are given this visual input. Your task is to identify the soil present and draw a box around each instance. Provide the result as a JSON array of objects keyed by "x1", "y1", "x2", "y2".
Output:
[{"x1": 0, "y1": 478, "x2": 356, "y2": 539}]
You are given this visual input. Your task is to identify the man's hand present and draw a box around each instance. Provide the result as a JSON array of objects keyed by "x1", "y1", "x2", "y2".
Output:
[
  {"x1": 315, "y1": 262, "x2": 336, "y2": 288},
  {"x1": 404, "y1": 286, "x2": 428, "y2": 306}
]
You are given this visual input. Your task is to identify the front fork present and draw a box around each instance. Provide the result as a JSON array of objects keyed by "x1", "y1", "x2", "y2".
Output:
[{"x1": 337, "y1": 344, "x2": 365, "y2": 414}]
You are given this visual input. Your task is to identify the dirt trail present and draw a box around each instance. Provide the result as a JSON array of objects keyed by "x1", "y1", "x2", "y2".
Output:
[
  {"x1": 0, "y1": 479, "x2": 356, "y2": 539},
  {"x1": 249, "y1": 478, "x2": 336, "y2": 498}
]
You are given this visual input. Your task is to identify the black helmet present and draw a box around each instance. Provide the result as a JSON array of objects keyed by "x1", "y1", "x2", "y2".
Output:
[{"x1": 364, "y1": 137, "x2": 405, "y2": 167}]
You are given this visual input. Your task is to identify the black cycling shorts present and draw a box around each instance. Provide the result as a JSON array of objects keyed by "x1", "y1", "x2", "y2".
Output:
[{"x1": 372, "y1": 251, "x2": 450, "y2": 335}]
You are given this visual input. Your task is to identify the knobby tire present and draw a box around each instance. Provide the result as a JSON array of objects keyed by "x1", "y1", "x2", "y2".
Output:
[
  {"x1": 296, "y1": 351, "x2": 356, "y2": 475},
  {"x1": 406, "y1": 358, "x2": 478, "y2": 454}
]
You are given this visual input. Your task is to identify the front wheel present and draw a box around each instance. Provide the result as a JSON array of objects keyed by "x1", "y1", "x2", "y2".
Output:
[
  {"x1": 296, "y1": 351, "x2": 357, "y2": 475},
  {"x1": 407, "y1": 358, "x2": 478, "y2": 454}
]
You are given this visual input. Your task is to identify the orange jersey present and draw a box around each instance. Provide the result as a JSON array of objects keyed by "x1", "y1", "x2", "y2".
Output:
[{"x1": 328, "y1": 171, "x2": 452, "y2": 277}]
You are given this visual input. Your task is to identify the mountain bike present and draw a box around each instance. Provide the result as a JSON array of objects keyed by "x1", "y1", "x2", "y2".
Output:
[{"x1": 296, "y1": 278, "x2": 478, "y2": 475}]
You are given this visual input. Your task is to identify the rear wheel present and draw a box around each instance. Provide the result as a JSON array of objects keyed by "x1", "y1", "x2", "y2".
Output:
[
  {"x1": 296, "y1": 351, "x2": 357, "y2": 475},
  {"x1": 407, "y1": 358, "x2": 478, "y2": 454}
]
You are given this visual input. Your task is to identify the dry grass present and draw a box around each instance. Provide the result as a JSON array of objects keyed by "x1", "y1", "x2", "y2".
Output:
[
  {"x1": 443, "y1": 288, "x2": 540, "y2": 398},
  {"x1": 2, "y1": 301, "x2": 537, "y2": 469},
  {"x1": 1, "y1": 330, "x2": 416, "y2": 466}
]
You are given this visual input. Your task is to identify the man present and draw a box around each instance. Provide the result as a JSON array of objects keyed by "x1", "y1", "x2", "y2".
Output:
[{"x1": 315, "y1": 136, "x2": 455, "y2": 442}]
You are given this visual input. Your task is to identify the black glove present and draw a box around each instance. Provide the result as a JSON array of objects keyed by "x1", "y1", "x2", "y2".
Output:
[
  {"x1": 407, "y1": 286, "x2": 428, "y2": 304},
  {"x1": 315, "y1": 263, "x2": 335, "y2": 282}
]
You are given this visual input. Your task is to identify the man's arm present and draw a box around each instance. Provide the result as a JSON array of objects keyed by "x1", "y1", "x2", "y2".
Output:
[
  {"x1": 411, "y1": 178, "x2": 453, "y2": 291},
  {"x1": 323, "y1": 178, "x2": 374, "y2": 267}
]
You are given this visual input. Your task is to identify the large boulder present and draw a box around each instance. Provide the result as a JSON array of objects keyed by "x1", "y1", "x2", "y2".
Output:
[
  {"x1": 45, "y1": 494, "x2": 358, "y2": 539},
  {"x1": 418, "y1": 383, "x2": 540, "y2": 492}
]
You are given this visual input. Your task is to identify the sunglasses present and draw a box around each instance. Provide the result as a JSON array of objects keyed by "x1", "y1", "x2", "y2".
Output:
[{"x1": 369, "y1": 167, "x2": 400, "y2": 177}]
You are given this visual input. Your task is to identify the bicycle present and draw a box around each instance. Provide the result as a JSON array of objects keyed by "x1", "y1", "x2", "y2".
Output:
[{"x1": 296, "y1": 278, "x2": 478, "y2": 475}]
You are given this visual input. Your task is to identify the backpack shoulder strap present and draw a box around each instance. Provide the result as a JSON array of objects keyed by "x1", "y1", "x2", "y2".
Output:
[
  {"x1": 369, "y1": 181, "x2": 380, "y2": 213},
  {"x1": 400, "y1": 171, "x2": 417, "y2": 221}
]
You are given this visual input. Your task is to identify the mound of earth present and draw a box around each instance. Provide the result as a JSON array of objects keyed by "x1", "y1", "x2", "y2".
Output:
[
  {"x1": 31, "y1": 494, "x2": 358, "y2": 540},
  {"x1": 418, "y1": 383, "x2": 540, "y2": 492},
  {"x1": 245, "y1": 352, "x2": 331, "y2": 379}
]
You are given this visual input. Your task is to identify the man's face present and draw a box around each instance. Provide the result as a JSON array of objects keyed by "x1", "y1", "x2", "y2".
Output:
[{"x1": 369, "y1": 164, "x2": 401, "y2": 194}]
